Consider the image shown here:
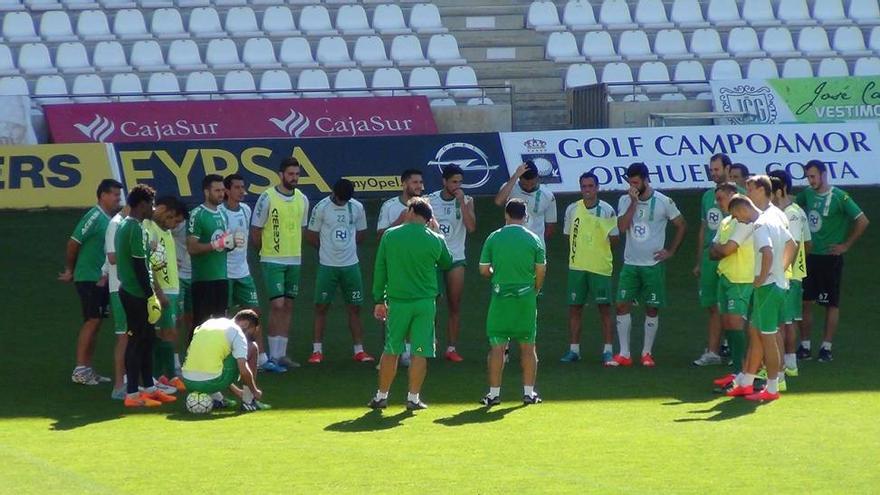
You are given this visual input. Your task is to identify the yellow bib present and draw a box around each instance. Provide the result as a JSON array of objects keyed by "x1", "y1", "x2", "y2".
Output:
[
  {"x1": 569, "y1": 201, "x2": 617, "y2": 276},
  {"x1": 787, "y1": 238, "x2": 807, "y2": 281},
  {"x1": 182, "y1": 325, "x2": 231, "y2": 375},
  {"x1": 260, "y1": 187, "x2": 306, "y2": 258},
  {"x1": 144, "y1": 220, "x2": 179, "y2": 292},
  {"x1": 716, "y1": 216, "x2": 755, "y2": 284}
]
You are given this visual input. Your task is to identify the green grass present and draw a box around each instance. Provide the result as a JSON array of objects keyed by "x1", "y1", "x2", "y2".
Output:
[{"x1": 1, "y1": 189, "x2": 878, "y2": 494}]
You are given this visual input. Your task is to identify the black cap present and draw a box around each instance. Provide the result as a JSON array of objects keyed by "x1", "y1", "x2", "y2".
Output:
[{"x1": 521, "y1": 160, "x2": 539, "y2": 180}]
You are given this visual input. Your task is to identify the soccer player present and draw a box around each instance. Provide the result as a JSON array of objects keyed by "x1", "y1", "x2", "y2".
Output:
[
  {"x1": 796, "y1": 160, "x2": 870, "y2": 362},
  {"x1": 729, "y1": 163, "x2": 749, "y2": 188},
  {"x1": 251, "y1": 158, "x2": 309, "y2": 370},
  {"x1": 613, "y1": 163, "x2": 686, "y2": 367},
  {"x1": 769, "y1": 170, "x2": 811, "y2": 377},
  {"x1": 59, "y1": 178, "x2": 122, "y2": 385},
  {"x1": 172, "y1": 221, "x2": 191, "y2": 375},
  {"x1": 187, "y1": 174, "x2": 233, "y2": 343},
  {"x1": 478, "y1": 199, "x2": 546, "y2": 406},
  {"x1": 369, "y1": 198, "x2": 453, "y2": 410},
  {"x1": 692, "y1": 153, "x2": 732, "y2": 366},
  {"x1": 306, "y1": 179, "x2": 374, "y2": 364},
  {"x1": 494, "y1": 160, "x2": 557, "y2": 244},
  {"x1": 116, "y1": 184, "x2": 176, "y2": 408},
  {"x1": 428, "y1": 165, "x2": 476, "y2": 362},
  {"x1": 561, "y1": 172, "x2": 619, "y2": 365},
  {"x1": 106, "y1": 205, "x2": 130, "y2": 399},
  {"x1": 181, "y1": 309, "x2": 269, "y2": 412}
]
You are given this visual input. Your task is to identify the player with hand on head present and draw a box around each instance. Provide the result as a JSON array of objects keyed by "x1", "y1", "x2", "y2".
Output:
[{"x1": 494, "y1": 160, "x2": 557, "y2": 245}]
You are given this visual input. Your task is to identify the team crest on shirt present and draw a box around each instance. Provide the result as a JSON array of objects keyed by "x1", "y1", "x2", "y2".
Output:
[
  {"x1": 808, "y1": 210, "x2": 822, "y2": 233},
  {"x1": 706, "y1": 207, "x2": 722, "y2": 230},
  {"x1": 631, "y1": 222, "x2": 650, "y2": 242}
]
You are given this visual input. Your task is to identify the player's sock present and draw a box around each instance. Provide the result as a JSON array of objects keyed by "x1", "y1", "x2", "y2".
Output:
[
  {"x1": 722, "y1": 338, "x2": 728, "y2": 347},
  {"x1": 279, "y1": 337, "x2": 289, "y2": 357},
  {"x1": 801, "y1": 340, "x2": 811, "y2": 350},
  {"x1": 375, "y1": 390, "x2": 388, "y2": 400},
  {"x1": 766, "y1": 378, "x2": 779, "y2": 394},
  {"x1": 407, "y1": 392, "x2": 420, "y2": 403},
  {"x1": 741, "y1": 374, "x2": 756, "y2": 387},
  {"x1": 313, "y1": 342, "x2": 323, "y2": 353},
  {"x1": 353, "y1": 344, "x2": 364, "y2": 355},
  {"x1": 267, "y1": 336, "x2": 281, "y2": 359},
  {"x1": 642, "y1": 316, "x2": 659, "y2": 356},
  {"x1": 569, "y1": 344, "x2": 581, "y2": 354},
  {"x1": 733, "y1": 372, "x2": 745, "y2": 386},
  {"x1": 446, "y1": 345, "x2": 456, "y2": 353},
  {"x1": 211, "y1": 392, "x2": 224, "y2": 401},
  {"x1": 602, "y1": 344, "x2": 612, "y2": 354},
  {"x1": 783, "y1": 353, "x2": 797, "y2": 369},
  {"x1": 258, "y1": 352, "x2": 269, "y2": 367},
  {"x1": 144, "y1": 386, "x2": 158, "y2": 394},
  {"x1": 777, "y1": 371, "x2": 785, "y2": 381},
  {"x1": 404, "y1": 343, "x2": 412, "y2": 355},
  {"x1": 821, "y1": 341, "x2": 832, "y2": 351},
  {"x1": 242, "y1": 386, "x2": 254, "y2": 403},
  {"x1": 523, "y1": 385, "x2": 535, "y2": 397},
  {"x1": 488, "y1": 386, "x2": 500, "y2": 398},
  {"x1": 616, "y1": 314, "x2": 632, "y2": 358},
  {"x1": 173, "y1": 353, "x2": 181, "y2": 371},
  {"x1": 726, "y1": 330, "x2": 746, "y2": 374}
]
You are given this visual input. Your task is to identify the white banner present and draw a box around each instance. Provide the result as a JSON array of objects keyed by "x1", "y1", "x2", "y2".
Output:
[
  {"x1": 0, "y1": 95, "x2": 37, "y2": 145},
  {"x1": 500, "y1": 123, "x2": 880, "y2": 193}
]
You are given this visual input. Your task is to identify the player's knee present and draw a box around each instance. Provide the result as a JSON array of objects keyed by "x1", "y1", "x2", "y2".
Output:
[{"x1": 646, "y1": 307, "x2": 659, "y2": 317}]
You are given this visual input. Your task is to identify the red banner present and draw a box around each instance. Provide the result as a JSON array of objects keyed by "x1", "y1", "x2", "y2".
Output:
[{"x1": 45, "y1": 96, "x2": 437, "y2": 143}]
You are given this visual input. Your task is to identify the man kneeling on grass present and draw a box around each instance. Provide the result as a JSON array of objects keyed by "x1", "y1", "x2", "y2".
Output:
[{"x1": 182, "y1": 309, "x2": 270, "y2": 412}]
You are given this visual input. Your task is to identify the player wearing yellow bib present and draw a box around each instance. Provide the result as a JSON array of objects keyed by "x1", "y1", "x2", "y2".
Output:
[
  {"x1": 251, "y1": 158, "x2": 309, "y2": 370},
  {"x1": 561, "y1": 172, "x2": 619, "y2": 366}
]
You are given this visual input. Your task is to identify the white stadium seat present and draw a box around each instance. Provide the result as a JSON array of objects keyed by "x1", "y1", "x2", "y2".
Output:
[
  {"x1": 670, "y1": 0, "x2": 709, "y2": 28},
  {"x1": 316, "y1": 36, "x2": 355, "y2": 68},
  {"x1": 353, "y1": 36, "x2": 392, "y2": 67},
  {"x1": 35, "y1": 75, "x2": 69, "y2": 103},
  {"x1": 296, "y1": 68, "x2": 331, "y2": 98},
  {"x1": 0, "y1": 76, "x2": 29, "y2": 95},
  {"x1": 546, "y1": 31, "x2": 584, "y2": 62},
  {"x1": 817, "y1": 57, "x2": 849, "y2": 77},
  {"x1": 0, "y1": 0, "x2": 24, "y2": 10},
  {"x1": 0, "y1": 45, "x2": 16, "y2": 76},
  {"x1": 259, "y1": 69, "x2": 293, "y2": 98},
  {"x1": 113, "y1": 9, "x2": 150, "y2": 39},
  {"x1": 299, "y1": 5, "x2": 336, "y2": 35},
  {"x1": 147, "y1": 71, "x2": 181, "y2": 100},
  {"x1": 177, "y1": 0, "x2": 209, "y2": 7},
  {"x1": 582, "y1": 31, "x2": 620, "y2": 61},
  {"x1": 408, "y1": 66, "x2": 445, "y2": 97},
  {"x1": 333, "y1": 67, "x2": 369, "y2": 96},
  {"x1": 102, "y1": 0, "x2": 135, "y2": 9},
  {"x1": 659, "y1": 92, "x2": 686, "y2": 101},
  {"x1": 280, "y1": 37, "x2": 317, "y2": 68},
  {"x1": 854, "y1": 56, "x2": 880, "y2": 75},
  {"x1": 622, "y1": 93, "x2": 649, "y2": 101},
  {"x1": 427, "y1": 34, "x2": 466, "y2": 65},
  {"x1": 813, "y1": 0, "x2": 851, "y2": 26},
  {"x1": 727, "y1": 27, "x2": 765, "y2": 57},
  {"x1": 150, "y1": 8, "x2": 187, "y2": 39},
  {"x1": 76, "y1": 10, "x2": 114, "y2": 40},
  {"x1": 188, "y1": 7, "x2": 224, "y2": 38},
  {"x1": 710, "y1": 59, "x2": 742, "y2": 80},
  {"x1": 130, "y1": 40, "x2": 169, "y2": 71},
  {"x1": 634, "y1": 0, "x2": 673, "y2": 29},
  {"x1": 262, "y1": 6, "x2": 298, "y2": 37},
  {"x1": 225, "y1": 7, "x2": 262, "y2": 37},
  {"x1": 778, "y1": 0, "x2": 816, "y2": 26},
  {"x1": 206, "y1": 38, "x2": 244, "y2": 69},
  {"x1": 372, "y1": 4, "x2": 409, "y2": 35},
  {"x1": 410, "y1": 3, "x2": 447, "y2": 34},
  {"x1": 391, "y1": 34, "x2": 429, "y2": 66},
  {"x1": 563, "y1": 0, "x2": 599, "y2": 30},
  {"x1": 690, "y1": 28, "x2": 728, "y2": 58},
  {"x1": 39, "y1": 11, "x2": 77, "y2": 41},
  {"x1": 371, "y1": 67, "x2": 406, "y2": 96},
  {"x1": 167, "y1": 39, "x2": 206, "y2": 70},
  {"x1": 71, "y1": 74, "x2": 107, "y2": 102},
  {"x1": 849, "y1": 0, "x2": 880, "y2": 26},
  {"x1": 832, "y1": 26, "x2": 872, "y2": 57},
  {"x1": 870, "y1": 27, "x2": 880, "y2": 51},
  {"x1": 336, "y1": 5, "x2": 372, "y2": 35},
  {"x1": 707, "y1": 0, "x2": 745, "y2": 27},
  {"x1": 797, "y1": 26, "x2": 835, "y2": 56},
  {"x1": 18, "y1": 43, "x2": 56, "y2": 75},
  {"x1": 654, "y1": 29, "x2": 692, "y2": 60},
  {"x1": 746, "y1": 58, "x2": 779, "y2": 78},
  {"x1": 243, "y1": 37, "x2": 280, "y2": 69},
  {"x1": 2, "y1": 12, "x2": 40, "y2": 42},
  {"x1": 527, "y1": 0, "x2": 563, "y2": 31},
  {"x1": 214, "y1": 0, "x2": 245, "y2": 6},
  {"x1": 446, "y1": 65, "x2": 480, "y2": 97},
  {"x1": 26, "y1": 0, "x2": 62, "y2": 11},
  {"x1": 600, "y1": 62, "x2": 634, "y2": 94},
  {"x1": 430, "y1": 98, "x2": 456, "y2": 107},
  {"x1": 564, "y1": 62, "x2": 597, "y2": 89},
  {"x1": 55, "y1": 42, "x2": 94, "y2": 73},
  {"x1": 93, "y1": 41, "x2": 129, "y2": 71},
  {"x1": 761, "y1": 27, "x2": 800, "y2": 57},
  {"x1": 742, "y1": 0, "x2": 780, "y2": 27},
  {"x1": 184, "y1": 70, "x2": 218, "y2": 99},
  {"x1": 781, "y1": 58, "x2": 813, "y2": 77},
  {"x1": 467, "y1": 97, "x2": 493, "y2": 105},
  {"x1": 599, "y1": 0, "x2": 638, "y2": 29},
  {"x1": 637, "y1": 60, "x2": 674, "y2": 93},
  {"x1": 110, "y1": 72, "x2": 145, "y2": 100},
  {"x1": 222, "y1": 69, "x2": 256, "y2": 98},
  {"x1": 618, "y1": 30, "x2": 657, "y2": 61}
]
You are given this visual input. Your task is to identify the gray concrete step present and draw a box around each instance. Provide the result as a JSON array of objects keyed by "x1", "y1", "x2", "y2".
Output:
[
  {"x1": 460, "y1": 45, "x2": 545, "y2": 63},
  {"x1": 443, "y1": 13, "x2": 526, "y2": 31}
]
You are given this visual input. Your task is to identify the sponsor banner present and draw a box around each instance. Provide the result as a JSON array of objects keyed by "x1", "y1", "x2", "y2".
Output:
[
  {"x1": 112, "y1": 133, "x2": 507, "y2": 204},
  {"x1": 44, "y1": 96, "x2": 438, "y2": 143},
  {"x1": 0, "y1": 143, "x2": 115, "y2": 208},
  {"x1": 0, "y1": 95, "x2": 37, "y2": 145},
  {"x1": 711, "y1": 76, "x2": 880, "y2": 125},
  {"x1": 500, "y1": 123, "x2": 880, "y2": 193}
]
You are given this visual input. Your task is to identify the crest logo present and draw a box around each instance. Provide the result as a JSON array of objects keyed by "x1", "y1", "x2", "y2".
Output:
[{"x1": 717, "y1": 84, "x2": 778, "y2": 124}]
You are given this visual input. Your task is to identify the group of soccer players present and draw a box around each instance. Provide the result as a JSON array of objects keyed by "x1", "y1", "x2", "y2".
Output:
[{"x1": 61, "y1": 152, "x2": 868, "y2": 410}]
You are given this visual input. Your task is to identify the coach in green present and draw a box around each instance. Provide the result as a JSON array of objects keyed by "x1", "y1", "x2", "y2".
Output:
[
  {"x1": 478, "y1": 199, "x2": 546, "y2": 406},
  {"x1": 369, "y1": 197, "x2": 453, "y2": 411}
]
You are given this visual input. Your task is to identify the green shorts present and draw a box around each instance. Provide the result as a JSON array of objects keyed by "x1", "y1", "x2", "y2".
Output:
[
  {"x1": 717, "y1": 275, "x2": 753, "y2": 317},
  {"x1": 179, "y1": 278, "x2": 192, "y2": 314},
  {"x1": 750, "y1": 284, "x2": 785, "y2": 334},
  {"x1": 384, "y1": 298, "x2": 436, "y2": 358},
  {"x1": 783, "y1": 279, "x2": 804, "y2": 324},
  {"x1": 567, "y1": 269, "x2": 613, "y2": 306},
  {"x1": 182, "y1": 355, "x2": 238, "y2": 395},
  {"x1": 617, "y1": 263, "x2": 666, "y2": 307},
  {"x1": 156, "y1": 293, "x2": 179, "y2": 329},
  {"x1": 110, "y1": 291, "x2": 127, "y2": 335},
  {"x1": 261, "y1": 262, "x2": 301, "y2": 300},
  {"x1": 228, "y1": 276, "x2": 259, "y2": 308},
  {"x1": 699, "y1": 252, "x2": 720, "y2": 308},
  {"x1": 487, "y1": 291, "x2": 537, "y2": 346},
  {"x1": 314, "y1": 264, "x2": 364, "y2": 305}
]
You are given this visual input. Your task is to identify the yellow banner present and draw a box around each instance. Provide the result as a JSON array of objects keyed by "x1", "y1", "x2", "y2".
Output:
[{"x1": 0, "y1": 143, "x2": 114, "y2": 208}]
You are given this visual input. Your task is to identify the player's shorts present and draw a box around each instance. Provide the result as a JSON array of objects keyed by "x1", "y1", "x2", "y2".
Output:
[
  {"x1": 314, "y1": 264, "x2": 364, "y2": 305},
  {"x1": 182, "y1": 355, "x2": 238, "y2": 394},
  {"x1": 616, "y1": 263, "x2": 666, "y2": 307},
  {"x1": 156, "y1": 293, "x2": 179, "y2": 329},
  {"x1": 717, "y1": 275, "x2": 753, "y2": 317},
  {"x1": 783, "y1": 279, "x2": 803, "y2": 324},
  {"x1": 803, "y1": 254, "x2": 843, "y2": 307},
  {"x1": 699, "y1": 251, "x2": 720, "y2": 308},
  {"x1": 261, "y1": 262, "x2": 301, "y2": 300},
  {"x1": 192, "y1": 280, "x2": 228, "y2": 326},
  {"x1": 567, "y1": 269, "x2": 613, "y2": 306},
  {"x1": 74, "y1": 281, "x2": 109, "y2": 321},
  {"x1": 179, "y1": 277, "x2": 192, "y2": 314},
  {"x1": 437, "y1": 260, "x2": 466, "y2": 296},
  {"x1": 228, "y1": 276, "x2": 259, "y2": 308},
  {"x1": 384, "y1": 298, "x2": 436, "y2": 358},
  {"x1": 750, "y1": 284, "x2": 785, "y2": 334},
  {"x1": 486, "y1": 291, "x2": 537, "y2": 346},
  {"x1": 109, "y1": 291, "x2": 127, "y2": 335}
]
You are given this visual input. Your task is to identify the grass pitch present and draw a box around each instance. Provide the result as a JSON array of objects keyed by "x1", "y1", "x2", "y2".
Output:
[{"x1": 1, "y1": 190, "x2": 878, "y2": 494}]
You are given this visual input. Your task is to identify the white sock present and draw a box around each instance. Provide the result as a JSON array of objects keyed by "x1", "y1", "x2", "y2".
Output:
[
  {"x1": 210, "y1": 392, "x2": 224, "y2": 401},
  {"x1": 767, "y1": 378, "x2": 779, "y2": 394},
  {"x1": 407, "y1": 392, "x2": 420, "y2": 403},
  {"x1": 267, "y1": 336, "x2": 281, "y2": 359},
  {"x1": 602, "y1": 343, "x2": 612, "y2": 354},
  {"x1": 242, "y1": 386, "x2": 254, "y2": 403},
  {"x1": 446, "y1": 345, "x2": 456, "y2": 353},
  {"x1": 375, "y1": 390, "x2": 388, "y2": 400},
  {"x1": 313, "y1": 342, "x2": 323, "y2": 353},
  {"x1": 722, "y1": 339, "x2": 728, "y2": 346},
  {"x1": 801, "y1": 340, "x2": 811, "y2": 350},
  {"x1": 488, "y1": 386, "x2": 500, "y2": 398},
  {"x1": 643, "y1": 316, "x2": 659, "y2": 356},
  {"x1": 742, "y1": 373, "x2": 756, "y2": 387},
  {"x1": 523, "y1": 385, "x2": 535, "y2": 396},
  {"x1": 173, "y1": 354, "x2": 181, "y2": 369},
  {"x1": 279, "y1": 337, "x2": 289, "y2": 357},
  {"x1": 353, "y1": 344, "x2": 364, "y2": 354},
  {"x1": 778, "y1": 372, "x2": 786, "y2": 381},
  {"x1": 734, "y1": 372, "x2": 744, "y2": 386},
  {"x1": 144, "y1": 386, "x2": 157, "y2": 393},
  {"x1": 783, "y1": 353, "x2": 797, "y2": 369},
  {"x1": 258, "y1": 352, "x2": 269, "y2": 367},
  {"x1": 616, "y1": 314, "x2": 632, "y2": 358},
  {"x1": 821, "y1": 341, "x2": 832, "y2": 351},
  {"x1": 569, "y1": 343, "x2": 580, "y2": 354},
  {"x1": 404, "y1": 343, "x2": 412, "y2": 356}
]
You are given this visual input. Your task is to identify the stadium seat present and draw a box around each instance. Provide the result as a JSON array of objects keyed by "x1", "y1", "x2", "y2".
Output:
[
  {"x1": 280, "y1": 37, "x2": 317, "y2": 68},
  {"x1": 854, "y1": 56, "x2": 880, "y2": 75},
  {"x1": 188, "y1": 7, "x2": 224, "y2": 38},
  {"x1": 430, "y1": 98, "x2": 456, "y2": 107},
  {"x1": 634, "y1": 0, "x2": 673, "y2": 28},
  {"x1": 746, "y1": 57, "x2": 779, "y2": 78},
  {"x1": 689, "y1": 28, "x2": 728, "y2": 58},
  {"x1": 761, "y1": 27, "x2": 800, "y2": 57},
  {"x1": 781, "y1": 57, "x2": 813, "y2": 77},
  {"x1": 71, "y1": 74, "x2": 107, "y2": 102},
  {"x1": 167, "y1": 39, "x2": 206, "y2": 70},
  {"x1": 299, "y1": 5, "x2": 336, "y2": 35},
  {"x1": 599, "y1": 0, "x2": 638, "y2": 29},
  {"x1": 673, "y1": 60, "x2": 709, "y2": 91},
  {"x1": 408, "y1": 66, "x2": 446, "y2": 97},
  {"x1": 618, "y1": 30, "x2": 657, "y2": 61},
  {"x1": 141, "y1": 0, "x2": 173, "y2": 8},
  {"x1": 670, "y1": 0, "x2": 709, "y2": 28},
  {"x1": 109, "y1": 72, "x2": 145, "y2": 100},
  {"x1": 832, "y1": 26, "x2": 872, "y2": 57},
  {"x1": 600, "y1": 62, "x2": 634, "y2": 94},
  {"x1": 849, "y1": 0, "x2": 880, "y2": 26},
  {"x1": 150, "y1": 8, "x2": 187, "y2": 39},
  {"x1": 242, "y1": 37, "x2": 280, "y2": 69},
  {"x1": 563, "y1": 0, "x2": 600, "y2": 30},
  {"x1": 55, "y1": 42, "x2": 94, "y2": 73},
  {"x1": 39, "y1": 11, "x2": 77, "y2": 41},
  {"x1": 206, "y1": 38, "x2": 244, "y2": 69},
  {"x1": 637, "y1": 60, "x2": 674, "y2": 93},
  {"x1": 727, "y1": 27, "x2": 766, "y2": 58},
  {"x1": 797, "y1": 26, "x2": 835, "y2": 56},
  {"x1": 34, "y1": 75, "x2": 69, "y2": 103},
  {"x1": 177, "y1": 0, "x2": 209, "y2": 7},
  {"x1": 2, "y1": 12, "x2": 40, "y2": 42},
  {"x1": 371, "y1": 67, "x2": 406, "y2": 96},
  {"x1": 225, "y1": 7, "x2": 262, "y2": 37},
  {"x1": 262, "y1": 6, "x2": 298, "y2": 36},
  {"x1": 184, "y1": 70, "x2": 218, "y2": 99},
  {"x1": 0, "y1": 45, "x2": 16, "y2": 76},
  {"x1": 130, "y1": 40, "x2": 169, "y2": 71},
  {"x1": 390, "y1": 34, "x2": 429, "y2": 66},
  {"x1": 741, "y1": 0, "x2": 780, "y2": 27},
  {"x1": 353, "y1": 36, "x2": 392, "y2": 67},
  {"x1": 18, "y1": 43, "x2": 56, "y2": 75},
  {"x1": 654, "y1": 29, "x2": 692, "y2": 59},
  {"x1": 813, "y1": 0, "x2": 851, "y2": 26},
  {"x1": 76, "y1": 10, "x2": 114, "y2": 40},
  {"x1": 372, "y1": 4, "x2": 409, "y2": 35},
  {"x1": 527, "y1": 1, "x2": 564, "y2": 31},
  {"x1": 92, "y1": 41, "x2": 128, "y2": 72},
  {"x1": 0, "y1": 76, "x2": 29, "y2": 95},
  {"x1": 659, "y1": 92, "x2": 686, "y2": 100},
  {"x1": 101, "y1": 0, "x2": 135, "y2": 9},
  {"x1": 334, "y1": 67, "x2": 369, "y2": 96},
  {"x1": 214, "y1": 0, "x2": 245, "y2": 6},
  {"x1": 259, "y1": 69, "x2": 293, "y2": 98},
  {"x1": 147, "y1": 71, "x2": 181, "y2": 100},
  {"x1": 546, "y1": 31, "x2": 584, "y2": 62},
  {"x1": 695, "y1": 91, "x2": 714, "y2": 100},
  {"x1": 870, "y1": 27, "x2": 880, "y2": 51},
  {"x1": 622, "y1": 93, "x2": 649, "y2": 101},
  {"x1": 336, "y1": 5, "x2": 372, "y2": 35},
  {"x1": 26, "y1": 0, "x2": 61, "y2": 11},
  {"x1": 316, "y1": 36, "x2": 355, "y2": 68},
  {"x1": 446, "y1": 65, "x2": 480, "y2": 97},
  {"x1": 222, "y1": 69, "x2": 256, "y2": 98},
  {"x1": 66, "y1": 0, "x2": 95, "y2": 11},
  {"x1": 410, "y1": 3, "x2": 447, "y2": 34},
  {"x1": 113, "y1": 9, "x2": 150, "y2": 39},
  {"x1": 466, "y1": 97, "x2": 494, "y2": 105},
  {"x1": 817, "y1": 57, "x2": 849, "y2": 76},
  {"x1": 778, "y1": 0, "x2": 816, "y2": 26},
  {"x1": 710, "y1": 59, "x2": 742, "y2": 79},
  {"x1": 707, "y1": 0, "x2": 745, "y2": 27},
  {"x1": 427, "y1": 34, "x2": 466, "y2": 65},
  {"x1": 0, "y1": 0, "x2": 24, "y2": 10},
  {"x1": 564, "y1": 63, "x2": 597, "y2": 89},
  {"x1": 296, "y1": 68, "x2": 331, "y2": 98},
  {"x1": 582, "y1": 31, "x2": 620, "y2": 61}
]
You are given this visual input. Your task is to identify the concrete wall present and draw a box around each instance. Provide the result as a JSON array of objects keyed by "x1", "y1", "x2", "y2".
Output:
[
  {"x1": 432, "y1": 104, "x2": 513, "y2": 133},
  {"x1": 607, "y1": 100, "x2": 714, "y2": 128}
]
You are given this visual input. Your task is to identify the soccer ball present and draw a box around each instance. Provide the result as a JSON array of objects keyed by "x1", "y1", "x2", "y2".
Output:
[{"x1": 185, "y1": 392, "x2": 214, "y2": 414}]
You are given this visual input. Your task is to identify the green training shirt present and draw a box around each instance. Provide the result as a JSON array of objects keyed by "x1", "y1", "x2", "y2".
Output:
[
  {"x1": 479, "y1": 224, "x2": 546, "y2": 296},
  {"x1": 372, "y1": 222, "x2": 453, "y2": 302},
  {"x1": 70, "y1": 205, "x2": 111, "y2": 282},
  {"x1": 796, "y1": 187, "x2": 863, "y2": 255},
  {"x1": 188, "y1": 204, "x2": 228, "y2": 281},
  {"x1": 115, "y1": 217, "x2": 152, "y2": 298}
]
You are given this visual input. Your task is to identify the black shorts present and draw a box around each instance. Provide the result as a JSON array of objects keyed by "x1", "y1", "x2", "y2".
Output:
[
  {"x1": 192, "y1": 279, "x2": 229, "y2": 325},
  {"x1": 74, "y1": 281, "x2": 109, "y2": 321},
  {"x1": 803, "y1": 254, "x2": 843, "y2": 307}
]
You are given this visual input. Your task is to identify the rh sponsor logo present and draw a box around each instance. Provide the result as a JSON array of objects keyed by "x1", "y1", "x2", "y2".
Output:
[
  {"x1": 269, "y1": 109, "x2": 311, "y2": 138},
  {"x1": 74, "y1": 114, "x2": 116, "y2": 142}
]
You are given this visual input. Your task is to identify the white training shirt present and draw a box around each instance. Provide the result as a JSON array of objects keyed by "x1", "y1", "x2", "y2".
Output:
[
  {"x1": 171, "y1": 221, "x2": 191, "y2": 280},
  {"x1": 753, "y1": 204, "x2": 794, "y2": 290},
  {"x1": 105, "y1": 212, "x2": 124, "y2": 293},
  {"x1": 784, "y1": 203, "x2": 812, "y2": 245},
  {"x1": 377, "y1": 196, "x2": 408, "y2": 232},
  {"x1": 504, "y1": 182, "x2": 557, "y2": 242},
  {"x1": 181, "y1": 317, "x2": 248, "y2": 381},
  {"x1": 308, "y1": 197, "x2": 367, "y2": 267},
  {"x1": 220, "y1": 202, "x2": 252, "y2": 279},
  {"x1": 428, "y1": 190, "x2": 471, "y2": 262},
  {"x1": 563, "y1": 199, "x2": 619, "y2": 236},
  {"x1": 251, "y1": 188, "x2": 310, "y2": 265},
  {"x1": 617, "y1": 191, "x2": 682, "y2": 267}
]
